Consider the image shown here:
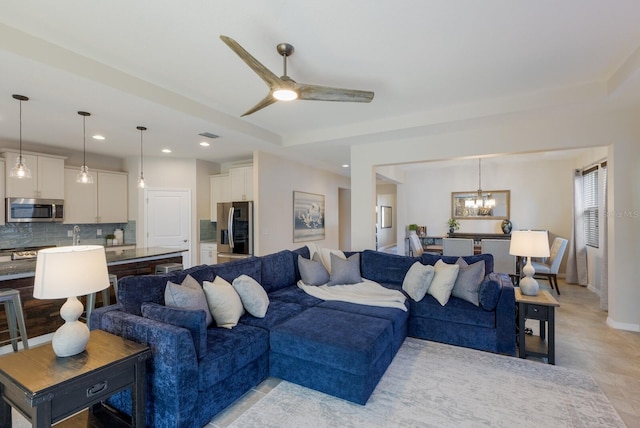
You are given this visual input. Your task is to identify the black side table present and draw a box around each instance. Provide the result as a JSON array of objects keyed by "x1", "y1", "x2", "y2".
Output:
[
  {"x1": 515, "y1": 288, "x2": 560, "y2": 364},
  {"x1": 0, "y1": 329, "x2": 151, "y2": 427}
]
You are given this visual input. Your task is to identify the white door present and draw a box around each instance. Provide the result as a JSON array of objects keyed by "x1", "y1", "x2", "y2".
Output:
[{"x1": 145, "y1": 189, "x2": 191, "y2": 267}]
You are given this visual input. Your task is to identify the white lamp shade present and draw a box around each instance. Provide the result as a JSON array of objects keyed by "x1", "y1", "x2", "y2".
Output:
[
  {"x1": 509, "y1": 230, "x2": 550, "y2": 258},
  {"x1": 33, "y1": 245, "x2": 110, "y2": 299}
]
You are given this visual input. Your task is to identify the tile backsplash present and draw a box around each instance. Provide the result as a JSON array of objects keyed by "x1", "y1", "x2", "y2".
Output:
[
  {"x1": 200, "y1": 220, "x2": 216, "y2": 241},
  {"x1": 0, "y1": 221, "x2": 136, "y2": 250}
]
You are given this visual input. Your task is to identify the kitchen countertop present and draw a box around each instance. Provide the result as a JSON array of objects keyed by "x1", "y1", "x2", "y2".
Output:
[{"x1": 0, "y1": 246, "x2": 188, "y2": 281}]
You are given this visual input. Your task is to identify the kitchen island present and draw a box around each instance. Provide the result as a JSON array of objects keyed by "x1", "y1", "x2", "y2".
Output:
[{"x1": 0, "y1": 247, "x2": 186, "y2": 344}]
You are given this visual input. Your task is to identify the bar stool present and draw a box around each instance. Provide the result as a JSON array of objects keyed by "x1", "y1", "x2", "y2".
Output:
[
  {"x1": 0, "y1": 289, "x2": 29, "y2": 351},
  {"x1": 155, "y1": 263, "x2": 183, "y2": 274},
  {"x1": 86, "y1": 274, "x2": 118, "y2": 329}
]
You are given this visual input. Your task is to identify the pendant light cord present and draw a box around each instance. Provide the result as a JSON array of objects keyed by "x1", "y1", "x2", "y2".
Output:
[
  {"x1": 18, "y1": 98, "x2": 23, "y2": 160},
  {"x1": 82, "y1": 115, "x2": 86, "y2": 166}
]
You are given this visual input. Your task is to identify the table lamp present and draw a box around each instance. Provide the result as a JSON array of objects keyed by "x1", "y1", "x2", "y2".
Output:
[
  {"x1": 33, "y1": 245, "x2": 110, "y2": 357},
  {"x1": 509, "y1": 230, "x2": 550, "y2": 296}
]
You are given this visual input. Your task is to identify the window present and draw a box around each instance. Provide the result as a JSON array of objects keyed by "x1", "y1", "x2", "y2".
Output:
[{"x1": 582, "y1": 166, "x2": 598, "y2": 248}]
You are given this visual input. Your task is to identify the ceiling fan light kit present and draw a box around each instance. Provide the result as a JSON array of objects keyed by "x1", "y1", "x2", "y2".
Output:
[{"x1": 220, "y1": 35, "x2": 374, "y2": 116}]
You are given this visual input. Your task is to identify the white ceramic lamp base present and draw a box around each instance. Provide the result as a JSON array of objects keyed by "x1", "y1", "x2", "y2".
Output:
[
  {"x1": 520, "y1": 257, "x2": 539, "y2": 296},
  {"x1": 52, "y1": 296, "x2": 90, "y2": 357}
]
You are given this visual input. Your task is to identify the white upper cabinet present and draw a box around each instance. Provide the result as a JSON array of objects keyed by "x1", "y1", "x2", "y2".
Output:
[
  {"x1": 3, "y1": 152, "x2": 65, "y2": 199},
  {"x1": 64, "y1": 168, "x2": 128, "y2": 224},
  {"x1": 210, "y1": 174, "x2": 230, "y2": 221},
  {"x1": 229, "y1": 166, "x2": 253, "y2": 201}
]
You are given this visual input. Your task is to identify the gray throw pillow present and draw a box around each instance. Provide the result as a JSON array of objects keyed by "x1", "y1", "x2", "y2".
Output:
[
  {"x1": 298, "y1": 253, "x2": 330, "y2": 285},
  {"x1": 327, "y1": 253, "x2": 362, "y2": 286},
  {"x1": 232, "y1": 274, "x2": 269, "y2": 318},
  {"x1": 164, "y1": 274, "x2": 213, "y2": 326},
  {"x1": 451, "y1": 258, "x2": 485, "y2": 306}
]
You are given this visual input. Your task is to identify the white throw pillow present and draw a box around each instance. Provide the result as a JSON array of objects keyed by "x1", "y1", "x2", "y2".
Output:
[
  {"x1": 164, "y1": 274, "x2": 213, "y2": 326},
  {"x1": 203, "y1": 276, "x2": 245, "y2": 329},
  {"x1": 428, "y1": 260, "x2": 460, "y2": 306},
  {"x1": 232, "y1": 274, "x2": 269, "y2": 318},
  {"x1": 402, "y1": 262, "x2": 435, "y2": 302}
]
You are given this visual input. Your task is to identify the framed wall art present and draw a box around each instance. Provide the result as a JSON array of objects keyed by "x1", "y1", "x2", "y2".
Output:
[{"x1": 293, "y1": 191, "x2": 325, "y2": 242}]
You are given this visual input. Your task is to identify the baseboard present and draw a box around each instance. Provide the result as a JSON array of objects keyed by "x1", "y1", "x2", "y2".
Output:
[
  {"x1": 587, "y1": 284, "x2": 601, "y2": 296},
  {"x1": 606, "y1": 317, "x2": 640, "y2": 332}
]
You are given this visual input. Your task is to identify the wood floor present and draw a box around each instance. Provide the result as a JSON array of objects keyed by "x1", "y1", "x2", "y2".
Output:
[{"x1": 209, "y1": 279, "x2": 640, "y2": 428}]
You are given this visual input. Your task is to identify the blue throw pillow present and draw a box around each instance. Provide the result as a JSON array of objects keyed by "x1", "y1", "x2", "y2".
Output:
[
  {"x1": 298, "y1": 254, "x2": 329, "y2": 285},
  {"x1": 141, "y1": 302, "x2": 207, "y2": 359},
  {"x1": 327, "y1": 253, "x2": 362, "y2": 286},
  {"x1": 478, "y1": 272, "x2": 503, "y2": 311}
]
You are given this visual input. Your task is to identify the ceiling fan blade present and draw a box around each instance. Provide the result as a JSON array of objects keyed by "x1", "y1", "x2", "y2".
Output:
[
  {"x1": 298, "y1": 84, "x2": 374, "y2": 103},
  {"x1": 241, "y1": 94, "x2": 278, "y2": 117},
  {"x1": 220, "y1": 35, "x2": 281, "y2": 88}
]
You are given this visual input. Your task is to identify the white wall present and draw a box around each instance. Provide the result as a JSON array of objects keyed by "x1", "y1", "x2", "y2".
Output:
[
  {"x1": 376, "y1": 183, "x2": 397, "y2": 249},
  {"x1": 351, "y1": 106, "x2": 640, "y2": 331},
  {"x1": 255, "y1": 151, "x2": 350, "y2": 255}
]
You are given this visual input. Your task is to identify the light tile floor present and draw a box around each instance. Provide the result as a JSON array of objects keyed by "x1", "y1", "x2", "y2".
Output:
[{"x1": 209, "y1": 279, "x2": 640, "y2": 428}]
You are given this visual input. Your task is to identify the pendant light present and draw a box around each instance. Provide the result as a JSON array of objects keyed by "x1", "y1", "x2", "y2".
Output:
[
  {"x1": 9, "y1": 94, "x2": 32, "y2": 179},
  {"x1": 75, "y1": 111, "x2": 94, "y2": 184},
  {"x1": 475, "y1": 158, "x2": 495, "y2": 209},
  {"x1": 137, "y1": 126, "x2": 147, "y2": 188}
]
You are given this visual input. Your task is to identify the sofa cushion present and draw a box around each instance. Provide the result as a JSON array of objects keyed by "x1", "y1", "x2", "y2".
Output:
[
  {"x1": 298, "y1": 253, "x2": 330, "y2": 285},
  {"x1": 402, "y1": 262, "x2": 435, "y2": 302},
  {"x1": 118, "y1": 274, "x2": 167, "y2": 316},
  {"x1": 260, "y1": 250, "x2": 296, "y2": 293},
  {"x1": 327, "y1": 253, "x2": 362, "y2": 286},
  {"x1": 409, "y1": 295, "x2": 496, "y2": 329},
  {"x1": 173, "y1": 264, "x2": 215, "y2": 285},
  {"x1": 361, "y1": 250, "x2": 419, "y2": 285},
  {"x1": 317, "y1": 300, "x2": 409, "y2": 338},
  {"x1": 141, "y1": 302, "x2": 207, "y2": 359},
  {"x1": 211, "y1": 256, "x2": 262, "y2": 284},
  {"x1": 451, "y1": 258, "x2": 485, "y2": 307},
  {"x1": 203, "y1": 276, "x2": 245, "y2": 329},
  {"x1": 421, "y1": 253, "x2": 494, "y2": 275},
  {"x1": 478, "y1": 272, "x2": 503, "y2": 311},
  {"x1": 270, "y1": 307, "x2": 393, "y2": 376},
  {"x1": 164, "y1": 275, "x2": 213, "y2": 326},
  {"x1": 268, "y1": 285, "x2": 323, "y2": 308},
  {"x1": 238, "y1": 300, "x2": 306, "y2": 331},
  {"x1": 232, "y1": 274, "x2": 269, "y2": 318},
  {"x1": 198, "y1": 324, "x2": 269, "y2": 391},
  {"x1": 428, "y1": 260, "x2": 460, "y2": 306}
]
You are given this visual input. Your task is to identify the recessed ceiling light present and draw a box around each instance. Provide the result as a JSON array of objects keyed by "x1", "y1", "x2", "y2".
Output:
[
  {"x1": 162, "y1": 149, "x2": 172, "y2": 153},
  {"x1": 342, "y1": 164, "x2": 350, "y2": 168},
  {"x1": 200, "y1": 142, "x2": 210, "y2": 147},
  {"x1": 92, "y1": 135, "x2": 105, "y2": 140}
]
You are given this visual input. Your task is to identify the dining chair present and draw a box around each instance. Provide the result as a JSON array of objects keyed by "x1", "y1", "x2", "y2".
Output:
[
  {"x1": 531, "y1": 237, "x2": 568, "y2": 295},
  {"x1": 408, "y1": 233, "x2": 423, "y2": 256},
  {"x1": 442, "y1": 238, "x2": 474, "y2": 257},
  {"x1": 481, "y1": 239, "x2": 515, "y2": 275}
]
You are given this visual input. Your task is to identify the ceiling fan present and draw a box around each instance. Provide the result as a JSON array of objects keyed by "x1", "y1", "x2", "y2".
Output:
[{"x1": 220, "y1": 35, "x2": 374, "y2": 116}]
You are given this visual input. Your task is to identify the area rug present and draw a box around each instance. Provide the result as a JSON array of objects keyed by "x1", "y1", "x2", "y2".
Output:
[{"x1": 228, "y1": 338, "x2": 625, "y2": 428}]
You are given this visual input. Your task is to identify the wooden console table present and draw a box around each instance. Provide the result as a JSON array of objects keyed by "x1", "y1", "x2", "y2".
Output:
[
  {"x1": 0, "y1": 330, "x2": 151, "y2": 427},
  {"x1": 447, "y1": 232, "x2": 511, "y2": 241}
]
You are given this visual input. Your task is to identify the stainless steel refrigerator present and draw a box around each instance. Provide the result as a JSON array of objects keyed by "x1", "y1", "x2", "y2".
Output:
[{"x1": 217, "y1": 201, "x2": 253, "y2": 263}]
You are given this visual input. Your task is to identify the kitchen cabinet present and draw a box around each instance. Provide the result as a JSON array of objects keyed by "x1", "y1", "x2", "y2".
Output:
[
  {"x1": 200, "y1": 242, "x2": 217, "y2": 265},
  {"x1": 210, "y1": 174, "x2": 230, "y2": 220},
  {"x1": 64, "y1": 168, "x2": 128, "y2": 224},
  {"x1": 3, "y1": 152, "x2": 65, "y2": 199},
  {"x1": 230, "y1": 166, "x2": 253, "y2": 201}
]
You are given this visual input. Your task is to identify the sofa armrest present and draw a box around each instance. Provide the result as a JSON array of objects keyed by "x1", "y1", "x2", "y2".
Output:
[
  {"x1": 94, "y1": 309, "x2": 200, "y2": 427},
  {"x1": 493, "y1": 273, "x2": 516, "y2": 356}
]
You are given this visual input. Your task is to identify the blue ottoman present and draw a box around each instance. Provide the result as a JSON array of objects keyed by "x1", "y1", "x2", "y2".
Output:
[{"x1": 270, "y1": 306, "x2": 394, "y2": 404}]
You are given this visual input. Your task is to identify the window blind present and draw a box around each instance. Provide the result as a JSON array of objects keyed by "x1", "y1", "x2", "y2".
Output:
[{"x1": 582, "y1": 166, "x2": 598, "y2": 248}]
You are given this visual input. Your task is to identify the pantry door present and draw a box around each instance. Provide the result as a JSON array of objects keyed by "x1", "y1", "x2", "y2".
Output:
[{"x1": 144, "y1": 188, "x2": 192, "y2": 267}]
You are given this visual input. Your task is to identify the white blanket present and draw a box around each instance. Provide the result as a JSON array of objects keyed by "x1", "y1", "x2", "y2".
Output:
[{"x1": 298, "y1": 279, "x2": 407, "y2": 311}]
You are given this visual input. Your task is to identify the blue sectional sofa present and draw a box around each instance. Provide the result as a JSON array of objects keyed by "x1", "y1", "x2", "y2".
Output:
[{"x1": 91, "y1": 247, "x2": 515, "y2": 428}]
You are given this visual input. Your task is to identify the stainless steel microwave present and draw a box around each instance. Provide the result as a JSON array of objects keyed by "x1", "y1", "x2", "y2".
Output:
[{"x1": 6, "y1": 198, "x2": 64, "y2": 223}]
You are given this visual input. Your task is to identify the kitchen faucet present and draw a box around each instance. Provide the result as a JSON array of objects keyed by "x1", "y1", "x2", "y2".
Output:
[{"x1": 72, "y1": 225, "x2": 80, "y2": 246}]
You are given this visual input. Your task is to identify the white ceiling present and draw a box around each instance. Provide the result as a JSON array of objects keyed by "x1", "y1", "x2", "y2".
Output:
[{"x1": 1, "y1": 1, "x2": 640, "y2": 174}]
